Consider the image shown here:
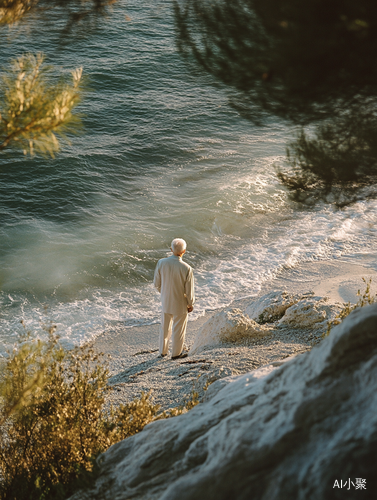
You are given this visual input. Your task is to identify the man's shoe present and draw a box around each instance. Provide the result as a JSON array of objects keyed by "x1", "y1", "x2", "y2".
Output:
[
  {"x1": 158, "y1": 353, "x2": 167, "y2": 358},
  {"x1": 171, "y1": 351, "x2": 188, "y2": 360}
]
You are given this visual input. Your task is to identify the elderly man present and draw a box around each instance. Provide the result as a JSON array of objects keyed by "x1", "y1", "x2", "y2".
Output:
[{"x1": 154, "y1": 238, "x2": 195, "y2": 359}]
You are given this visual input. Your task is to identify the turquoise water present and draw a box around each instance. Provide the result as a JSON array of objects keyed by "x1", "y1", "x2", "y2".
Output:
[{"x1": 1, "y1": 0, "x2": 377, "y2": 350}]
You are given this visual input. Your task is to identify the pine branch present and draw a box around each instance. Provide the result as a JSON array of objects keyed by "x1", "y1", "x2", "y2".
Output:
[{"x1": 0, "y1": 53, "x2": 83, "y2": 157}]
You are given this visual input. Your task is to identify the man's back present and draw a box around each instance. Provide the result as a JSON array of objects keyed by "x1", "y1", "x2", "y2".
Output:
[{"x1": 154, "y1": 254, "x2": 194, "y2": 315}]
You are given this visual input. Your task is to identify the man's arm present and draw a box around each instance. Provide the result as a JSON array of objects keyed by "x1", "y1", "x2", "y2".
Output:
[
  {"x1": 154, "y1": 261, "x2": 161, "y2": 292},
  {"x1": 185, "y1": 268, "x2": 195, "y2": 312}
]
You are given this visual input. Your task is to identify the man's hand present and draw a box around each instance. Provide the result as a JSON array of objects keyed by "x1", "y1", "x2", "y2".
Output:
[{"x1": 187, "y1": 305, "x2": 194, "y2": 313}]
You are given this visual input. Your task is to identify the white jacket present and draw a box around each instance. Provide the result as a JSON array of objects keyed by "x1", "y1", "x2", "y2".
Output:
[{"x1": 154, "y1": 255, "x2": 195, "y2": 315}]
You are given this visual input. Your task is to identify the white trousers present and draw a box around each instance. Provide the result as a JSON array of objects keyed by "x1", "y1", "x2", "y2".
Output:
[{"x1": 159, "y1": 312, "x2": 188, "y2": 357}]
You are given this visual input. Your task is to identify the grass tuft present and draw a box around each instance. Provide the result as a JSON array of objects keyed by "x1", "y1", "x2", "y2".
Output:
[{"x1": 324, "y1": 277, "x2": 377, "y2": 337}]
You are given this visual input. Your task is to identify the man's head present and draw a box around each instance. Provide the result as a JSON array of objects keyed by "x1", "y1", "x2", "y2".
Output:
[{"x1": 171, "y1": 238, "x2": 187, "y2": 257}]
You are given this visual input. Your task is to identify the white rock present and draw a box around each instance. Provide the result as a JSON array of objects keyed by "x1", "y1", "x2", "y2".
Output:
[
  {"x1": 202, "y1": 363, "x2": 278, "y2": 402},
  {"x1": 68, "y1": 304, "x2": 377, "y2": 500},
  {"x1": 196, "y1": 366, "x2": 235, "y2": 400},
  {"x1": 278, "y1": 296, "x2": 340, "y2": 328},
  {"x1": 245, "y1": 290, "x2": 312, "y2": 323},
  {"x1": 189, "y1": 308, "x2": 270, "y2": 355}
]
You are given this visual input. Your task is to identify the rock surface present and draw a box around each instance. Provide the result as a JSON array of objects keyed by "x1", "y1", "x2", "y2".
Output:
[
  {"x1": 70, "y1": 304, "x2": 377, "y2": 500},
  {"x1": 189, "y1": 308, "x2": 271, "y2": 355},
  {"x1": 278, "y1": 296, "x2": 341, "y2": 328},
  {"x1": 244, "y1": 290, "x2": 341, "y2": 329},
  {"x1": 245, "y1": 290, "x2": 309, "y2": 323}
]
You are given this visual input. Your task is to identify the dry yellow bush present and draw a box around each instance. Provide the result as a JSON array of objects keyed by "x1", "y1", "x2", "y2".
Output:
[{"x1": 0, "y1": 333, "x2": 112, "y2": 499}]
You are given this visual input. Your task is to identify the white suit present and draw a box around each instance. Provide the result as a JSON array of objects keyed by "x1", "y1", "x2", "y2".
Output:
[{"x1": 154, "y1": 254, "x2": 195, "y2": 356}]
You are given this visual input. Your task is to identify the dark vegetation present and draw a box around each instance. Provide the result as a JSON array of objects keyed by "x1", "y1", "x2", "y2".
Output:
[{"x1": 174, "y1": 0, "x2": 377, "y2": 205}]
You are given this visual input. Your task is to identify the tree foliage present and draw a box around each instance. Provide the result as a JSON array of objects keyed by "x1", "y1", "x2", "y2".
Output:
[
  {"x1": 0, "y1": 1, "x2": 120, "y2": 157},
  {"x1": 0, "y1": 0, "x2": 117, "y2": 27},
  {"x1": 174, "y1": 0, "x2": 377, "y2": 123},
  {"x1": 174, "y1": 0, "x2": 377, "y2": 204},
  {"x1": 0, "y1": 0, "x2": 36, "y2": 25},
  {"x1": 0, "y1": 53, "x2": 83, "y2": 156},
  {"x1": 277, "y1": 105, "x2": 377, "y2": 206}
]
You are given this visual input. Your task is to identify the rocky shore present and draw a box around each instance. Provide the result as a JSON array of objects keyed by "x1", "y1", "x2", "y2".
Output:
[
  {"x1": 88, "y1": 260, "x2": 376, "y2": 412},
  {"x1": 69, "y1": 258, "x2": 377, "y2": 499}
]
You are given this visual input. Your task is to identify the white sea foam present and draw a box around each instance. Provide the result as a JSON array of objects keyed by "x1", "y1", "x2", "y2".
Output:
[{"x1": 1, "y1": 195, "x2": 377, "y2": 351}]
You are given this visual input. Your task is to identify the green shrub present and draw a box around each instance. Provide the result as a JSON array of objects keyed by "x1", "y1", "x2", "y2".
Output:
[
  {"x1": 0, "y1": 330, "x2": 201, "y2": 500},
  {"x1": 0, "y1": 332, "x2": 161, "y2": 500},
  {"x1": 324, "y1": 278, "x2": 377, "y2": 337},
  {"x1": 112, "y1": 391, "x2": 162, "y2": 441}
]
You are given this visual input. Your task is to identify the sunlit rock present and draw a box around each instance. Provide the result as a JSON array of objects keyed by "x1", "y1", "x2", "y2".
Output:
[
  {"x1": 189, "y1": 308, "x2": 271, "y2": 355},
  {"x1": 68, "y1": 304, "x2": 377, "y2": 500},
  {"x1": 245, "y1": 290, "x2": 311, "y2": 323},
  {"x1": 278, "y1": 296, "x2": 340, "y2": 328}
]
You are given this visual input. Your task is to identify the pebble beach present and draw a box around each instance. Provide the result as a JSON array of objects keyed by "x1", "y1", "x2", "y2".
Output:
[{"x1": 88, "y1": 259, "x2": 377, "y2": 411}]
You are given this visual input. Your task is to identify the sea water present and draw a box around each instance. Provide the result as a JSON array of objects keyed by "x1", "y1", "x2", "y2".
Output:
[{"x1": 1, "y1": 0, "x2": 377, "y2": 351}]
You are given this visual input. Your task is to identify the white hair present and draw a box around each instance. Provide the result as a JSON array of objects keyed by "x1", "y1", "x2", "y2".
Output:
[{"x1": 171, "y1": 238, "x2": 187, "y2": 255}]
